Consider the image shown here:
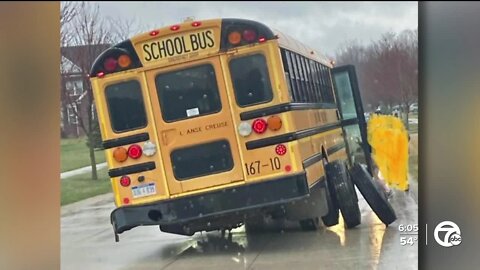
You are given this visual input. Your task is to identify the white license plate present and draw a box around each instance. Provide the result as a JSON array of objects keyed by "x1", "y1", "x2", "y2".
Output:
[{"x1": 131, "y1": 183, "x2": 156, "y2": 198}]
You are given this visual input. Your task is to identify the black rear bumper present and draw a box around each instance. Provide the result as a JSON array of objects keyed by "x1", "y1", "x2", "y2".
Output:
[{"x1": 111, "y1": 172, "x2": 308, "y2": 236}]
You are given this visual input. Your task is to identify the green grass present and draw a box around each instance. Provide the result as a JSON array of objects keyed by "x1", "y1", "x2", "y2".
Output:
[
  {"x1": 61, "y1": 137, "x2": 106, "y2": 172},
  {"x1": 61, "y1": 168, "x2": 112, "y2": 206}
]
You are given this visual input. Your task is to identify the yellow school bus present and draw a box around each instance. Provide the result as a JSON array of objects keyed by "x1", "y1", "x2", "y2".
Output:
[{"x1": 89, "y1": 18, "x2": 375, "y2": 241}]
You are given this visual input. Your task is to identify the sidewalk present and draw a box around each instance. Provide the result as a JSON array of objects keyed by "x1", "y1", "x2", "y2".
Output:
[{"x1": 61, "y1": 162, "x2": 107, "y2": 179}]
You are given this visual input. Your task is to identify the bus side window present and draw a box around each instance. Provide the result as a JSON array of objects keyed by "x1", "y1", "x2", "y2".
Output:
[
  {"x1": 322, "y1": 64, "x2": 335, "y2": 103},
  {"x1": 314, "y1": 62, "x2": 321, "y2": 102},
  {"x1": 310, "y1": 60, "x2": 321, "y2": 102},
  {"x1": 287, "y1": 50, "x2": 301, "y2": 102},
  {"x1": 294, "y1": 53, "x2": 307, "y2": 102},
  {"x1": 317, "y1": 62, "x2": 329, "y2": 103},
  {"x1": 280, "y1": 49, "x2": 294, "y2": 100},
  {"x1": 327, "y1": 68, "x2": 336, "y2": 103},
  {"x1": 301, "y1": 56, "x2": 314, "y2": 102}
]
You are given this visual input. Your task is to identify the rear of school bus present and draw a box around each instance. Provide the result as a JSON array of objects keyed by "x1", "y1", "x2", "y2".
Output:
[{"x1": 90, "y1": 18, "x2": 334, "y2": 239}]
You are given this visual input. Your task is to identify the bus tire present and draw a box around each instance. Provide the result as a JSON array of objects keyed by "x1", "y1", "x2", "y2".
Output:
[
  {"x1": 326, "y1": 160, "x2": 361, "y2": 229},
  {"x1": 321, "y1": 180, "x2": 339, "y2": 227},
  {"x1": 350, "y1": 163, "x2": 397, "y2": 225},
  {"x1": 299, "y1": 217, "x2": 321, "y2": 231}
]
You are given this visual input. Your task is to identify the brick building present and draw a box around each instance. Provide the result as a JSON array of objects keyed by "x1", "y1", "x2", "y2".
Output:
[{"x1": 60, "y1": 44, "x2": 110, "y2": 138}]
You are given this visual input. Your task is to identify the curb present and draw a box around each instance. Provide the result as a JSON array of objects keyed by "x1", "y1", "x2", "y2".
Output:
[
  {"x1": 61, "y1": 162, "x2": 108, "y2": 179},
  {"x1": 61, "y1": 192, "x2": 114, "y2": 217}
]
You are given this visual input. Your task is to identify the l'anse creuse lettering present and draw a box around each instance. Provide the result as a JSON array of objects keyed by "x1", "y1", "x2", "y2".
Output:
[{"x1": 143, "y1": 30, "x2": 215, "y2": 61}]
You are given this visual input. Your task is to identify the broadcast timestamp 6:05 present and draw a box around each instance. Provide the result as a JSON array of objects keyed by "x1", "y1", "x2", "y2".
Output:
[{"x1": 398, "y1": 224, "x2": 418, "y2": 246}]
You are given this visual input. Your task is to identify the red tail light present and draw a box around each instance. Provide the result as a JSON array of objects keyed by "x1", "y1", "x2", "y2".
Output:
[
  {"x1": 123, "y1": 198, "x2": 130, "y2": 204},
  {"x1": 128, "y1": 144, "x2": 143, "y2": 159},
  {"x1": 242, "y1": 29, "x2": 257, "y2": 42},
  {"x1": 275, "y1": 144, "x2": 287, "y2": 155},
  {"x1": 103, "y1": 57, "x2": 117, "y2": 72},
  {"x1": 252, "y1": 119, "x2": 268, "y2": 134},
  {"x1": 120, "y1": 176, "x2": 131, "y2": 187}
]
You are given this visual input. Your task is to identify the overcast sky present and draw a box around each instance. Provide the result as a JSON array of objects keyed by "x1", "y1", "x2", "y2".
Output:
[{"x1": 93, "y1": 1, "x2": 418, "y2": 56}]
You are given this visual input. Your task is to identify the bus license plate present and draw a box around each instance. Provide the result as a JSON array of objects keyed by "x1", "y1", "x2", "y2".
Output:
[{"x1": 131, "y1": 183, "x2": 156, "y2": 198}]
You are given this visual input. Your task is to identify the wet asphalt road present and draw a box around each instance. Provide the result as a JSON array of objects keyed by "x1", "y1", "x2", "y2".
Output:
[{"x1": 61, "y1": 182, "x2": 418, "y2": 270}]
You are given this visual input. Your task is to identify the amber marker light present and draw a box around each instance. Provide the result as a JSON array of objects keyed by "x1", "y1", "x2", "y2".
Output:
[
  {"x1": 113, "y1": 147, "x2": 128, "y2": 162},
  {"x1": 267, "y1": 115, "x2": 282, "y2": 131},
  {"x1": 228, "y1": 31, "x2": 242, "y2": 45},
  {"x1": 118, "y1": 55, "x2": 132, "y2": 68}
]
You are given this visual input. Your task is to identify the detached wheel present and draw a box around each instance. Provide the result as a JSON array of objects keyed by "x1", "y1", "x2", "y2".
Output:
[
  {"x1": 326, "y1": 160, "x2": 361, "y2": 228},
  {"x1": 299, "y1": 217, "x2": 321, "y2": 231},
  {"x1": 350, "y1": 163, "x2": 397, "y2": 225},
  {"x1": 321, "y1": 180, "x2": 339, "y2": 227}
]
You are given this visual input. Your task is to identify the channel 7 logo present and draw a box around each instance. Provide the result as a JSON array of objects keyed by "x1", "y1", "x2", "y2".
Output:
[{"x1": 434, "y1": 221, "x2": 462, "y2": 247}]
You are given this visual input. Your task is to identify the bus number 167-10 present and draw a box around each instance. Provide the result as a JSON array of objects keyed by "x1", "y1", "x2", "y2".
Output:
[{"x1": 245, "y1": 158, "x2": 281, "y2": 176}]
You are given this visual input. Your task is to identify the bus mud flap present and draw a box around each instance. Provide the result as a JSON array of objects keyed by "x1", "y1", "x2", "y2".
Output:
[{"x1": 349, "y1": 163, "x2": 397, "y2": 225}]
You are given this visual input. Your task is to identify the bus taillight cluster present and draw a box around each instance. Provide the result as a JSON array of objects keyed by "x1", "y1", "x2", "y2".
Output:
[
  {"x1": 227, "y1": 28, "x2": 266, "y2": 46},
  {"x1": 112, "y1": 141, "x2": 157, "y2": 163},
  {"x1": 97, "y1": 54, "x2": 133, "y2": 78},
  {"x1": 238, "y1": 115, "x2": 282, "y2": 136}
]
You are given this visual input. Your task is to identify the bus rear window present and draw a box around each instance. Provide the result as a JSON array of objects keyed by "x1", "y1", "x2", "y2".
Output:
[
  {"x1": 105, "y1": 80, "x2": 147, "y2": 133},
  {"x1": 171, "y1": 140, "x2": 234, "y2": 180},
  {"x1": 155, "y1": 64, "x2": 222, "y2": 122},
  {"x1": 229, "y1": 54, "x2": 273, "y2": 107}
]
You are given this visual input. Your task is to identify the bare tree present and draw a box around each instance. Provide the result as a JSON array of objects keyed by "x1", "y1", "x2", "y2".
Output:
[
  {"x1": 61, "y1": 2, "x2": 155, "y2": 179},
  {"x1": 60, "y1": 2, "x2": 77, "y2": 47},
  {"x1": 108, "y1": 16, "x2": 140, "y2": 43},
  {"x1": 335, "y1": 29, "x2": 418, "y2": 128},
  {"x1": 61, "y1": 2, "x2": 112, "y2": 180}
]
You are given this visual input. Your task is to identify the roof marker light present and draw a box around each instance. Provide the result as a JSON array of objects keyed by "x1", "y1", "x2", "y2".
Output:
[
  {"x1": 170, "y1": 25, "x2": 180, "y2": 31},
  {"x1": 150, "y1": 30, "x2": 159, "y2": 36}
]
